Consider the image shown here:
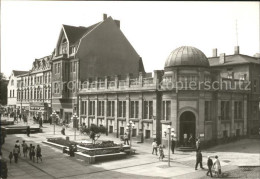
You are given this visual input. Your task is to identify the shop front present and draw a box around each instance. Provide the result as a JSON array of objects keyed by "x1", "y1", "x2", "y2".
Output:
[{"x1": 29, "y1": 102, "x2": 50, "y2": 122}]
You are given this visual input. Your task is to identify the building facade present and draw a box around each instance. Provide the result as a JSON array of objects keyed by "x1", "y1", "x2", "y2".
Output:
[
  {"x1": 7, "y1": 70, "x2": 28, "y2": 115},
  {"x1": 78, "y1": 46, "x2": 260, "y2": 145},
  {"x1": 16, "y1": 56, "x2": 52, "y2": 121},
  {"x1": 51, "y1": 14, "x2": 144, "y2": 123}
]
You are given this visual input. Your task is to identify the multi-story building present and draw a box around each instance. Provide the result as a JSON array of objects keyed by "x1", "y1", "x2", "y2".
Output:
[
  {"x1": 78, "y1": 46, "x2": 260, "y2": 145},
  {"x1": 51, "y1": 14, "x2": 144, "y2": 123},
  {"x1": 7, "y1": 70, "x2": 28, "y2": 115},
  {"x1": 17, "y1": 56, "x2": 52, "y2": 121}
]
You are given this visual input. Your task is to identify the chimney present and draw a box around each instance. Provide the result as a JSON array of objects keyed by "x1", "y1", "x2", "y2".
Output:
[
  {"x1": 103, "y1": 14, "x2": 107, "y2": 20},
  {"x1": 219, "y1": 53, "x2": 225, "y2": 64},
  {"x1": 115, "y1": 20, "x2": 120, "y2": 29},
  {"x1": 212, "y1": 48, "x2": 217, "y2": 57},
  {"x1": 234, "y1": 46, "x2": 239, "y2": 54}
]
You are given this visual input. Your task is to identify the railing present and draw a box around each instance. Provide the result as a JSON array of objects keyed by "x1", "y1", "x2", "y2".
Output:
[
  {"x1": 119, "y1": 80, "x2": 127, "y2": 87},
  {"x1": 108, "y1": 81, "x2": 115, "y2": 88},
  {"x1": 89, "y1": 83, "x2": 96, "y2": 89},
  {"x1": 143, "y1": 78, "x2": 154, "y2": 86},
  {"x1": 98, "y1": 82, "x2": 105, "y2": 89},
  {"x1": 130, "y1": 79, "x2": 139, "y2": 86}
]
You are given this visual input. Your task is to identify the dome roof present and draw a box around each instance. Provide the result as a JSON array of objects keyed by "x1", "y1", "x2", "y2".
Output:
[{"x1": 164, "y1": 46, "x2": 209, "y2": 68}]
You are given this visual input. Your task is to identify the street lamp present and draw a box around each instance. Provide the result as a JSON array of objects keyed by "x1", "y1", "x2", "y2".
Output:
[
  {"x1": 71, "y1": 113, "x2": 79, "y2": 140},
  {"x1": 50, "y1": 111, "x2": 57, "y2": 135},
  {"x1": 126, "y1": 121, "x2": 135, "y2": 149},
  {"x1": 164, "y1": 125, "x2": 175, "y2": 167}
]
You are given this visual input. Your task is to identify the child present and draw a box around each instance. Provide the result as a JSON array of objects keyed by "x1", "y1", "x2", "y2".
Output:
[
  {"x1": 158, "y1": 144, "x2": 164, "y2": 161},
  {"x1": 9, "y1": 151, "x2": 13, "y2": 163}
]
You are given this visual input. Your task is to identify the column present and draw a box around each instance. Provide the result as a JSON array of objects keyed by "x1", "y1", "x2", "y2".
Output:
[
  {"x1": 115, "y1": 96, "x2": 118, "y2": 137},
  {"x1": 104, "y1": 96, "x2": 108, "y2": 135},
  {"x1": 126, "y1": 94, "x2": 130, "y2": 123},
  {"x1": 139, "y1": 72, "x2": 143, "y2": 87},
  {"x1": 138, "y1": 94, "x2": 143, "y2": 140},
  {"x1": 231, "y1": 98, "x2": 235, "y2": 136},
  {"x1": 95, "y1": 97, "x2": 98, "y2": 125}
]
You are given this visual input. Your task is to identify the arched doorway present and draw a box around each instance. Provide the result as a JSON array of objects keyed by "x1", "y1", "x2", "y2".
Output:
[{"x1": 179, "y1": 111, "x2": 196, "y2": 146}]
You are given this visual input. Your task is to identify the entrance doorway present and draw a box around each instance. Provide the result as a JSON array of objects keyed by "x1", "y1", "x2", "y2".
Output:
[{"x1": 179, "y1": 111, "x2": 196, "y2": 146}]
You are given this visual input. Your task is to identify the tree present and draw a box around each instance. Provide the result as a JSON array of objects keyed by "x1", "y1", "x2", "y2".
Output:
[{"x1": 85, "y1": 124, "x2": 107, "y2": 145}]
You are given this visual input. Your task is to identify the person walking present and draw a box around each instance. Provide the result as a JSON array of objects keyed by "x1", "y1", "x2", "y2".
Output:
[
  {"x1": 206, "y1": 156, "x2": 213, "y2": 177},
  {"x1": 29, "y1": 144, "x2": 33, "y2": 161},
  {"x1": 15, "y1": 140, "x2": 21, "y2": 156},
  {"x1": 188, "y1": 134, "x2": 194, "y2": 147},
  {"x1": 36, "y1": 145, "x2": 42, "y2": 163},
  {"x1": 22, "y1": 141, "x2": 28, "y2": 157},
  {"x1": 158, "y1": 144, "x2": 164, "y2": 161},
  {"x1": 8, "y1": 151, "x2": 13, "y2": 164},
  {"x1": 39, "y1": 117, "x2": 43, "y2": 128},
  {"x1": 26, "y1": 126, "x2": 30, "y2": 137},
  {"x1": 213, "y1": 155, "x2": 221, "y2": 177},
  {"x1": 13, "y1": 145, "x2": 19, "y2": 163},
  {"x1": 171, "y1": 133, "x2": 176, "y2": 154},
  {"x1": 184, "y1": 133, "x2": 188, "y2": 146},
  {"x1": 61, "y1": 124, "x2": 66, "y2": 135},
  {"x1": 152, "y1": 140, "x2": 158, "y2": 155},
  {"x1": 196, "y1": 138, "x2": 201, "y2": 151},
  {"x1": 31, "y1": 146, "x2": 36, "y2": 162},
  {"x1": 124, "y1": 133, "x2": 129, "y2": 145},
  {"x1": 195, "y1": 150, "x2": 204, "y2": 170}
]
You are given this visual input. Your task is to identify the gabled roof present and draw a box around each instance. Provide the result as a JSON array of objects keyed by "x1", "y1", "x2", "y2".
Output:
[
  {"x1": 13, "y1": 70, "x2": 29, "y2": 76},
  {"x1": 62, "y1": 22, "x2": 101, "y2": 45},
  {"x1": 208, "y1": 54, "x2": 260, "y2": 66}
]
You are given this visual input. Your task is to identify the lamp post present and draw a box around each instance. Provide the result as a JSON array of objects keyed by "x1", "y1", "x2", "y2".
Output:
[
  {"x1": 50, "y1": 111, "x2": 57, "y2": 135},
  {"x1": 71, "y1": 113, "x2": 79, "y2": 140},
  {"x1": 164, "y1": 125, "x2": 175, "y2": 167},
  {"x1": 126, "y1": 121, "x2": 135, "y2": 149}
]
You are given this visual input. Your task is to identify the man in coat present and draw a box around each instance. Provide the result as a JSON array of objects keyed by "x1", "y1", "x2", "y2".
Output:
[
  {"x1": 195, "y1": 150, "x2": 204, "y2": 170},
  {"x1": 206, "y1": 156, "x2": 213, "y2": 177}
]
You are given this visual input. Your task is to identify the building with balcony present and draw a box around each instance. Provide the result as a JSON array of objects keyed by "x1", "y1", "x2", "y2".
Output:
[
  {"x1": 7, "y1": 70, "x2": 28, "y2": 115},
  {"x1": 78, "y1": 46, "x2": 260, "y2": 146},
  {"x1": 51, "y1": 14, "x2": 144, "y2": 123},
  {"x1": 16, "y1": 56, "x2": 52, "y2": 121}
]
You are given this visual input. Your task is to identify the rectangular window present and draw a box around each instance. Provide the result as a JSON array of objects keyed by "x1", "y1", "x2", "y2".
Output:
[
  {"x1": 73, "y1": 61, "x2": 76, "y2": 72},
  {"x1": 132, "y1": 128, "x2": 137, "y2": 137},
  {"x1": 81, "y1": 101, "x2": 87, "y2": 115},
  {"x1": 145, "y1": 130, "x2": 150, "y2": 139},
  {"x1": 221, "y1": 101, "x2": 230, "y2": 120},
  {"x1": 98, "y1": 101, "x2": 105, "y2": 116},
  {"x1": 234, "y1": 101, "x2": 243, "y2": 119},
  {"x1": 89, "y1": 101, "x2": 95, "y2": 116},
  {"x1": 130, "y1": 101, "x2": 139, "y2": 118},
  {"x1": 144, "y1": 101, "x2": 153, "y2": 119},
  {"x1": 205, "y1": 101, "x2": 211, "y2": 121},
  {"x1": 107, "y1": 101, "x2": 115, "y2": 117},
  {"x1": 162, "y1": 101, "x2": 171, "y2": 120},
  {"x1": 57, "y1": 63, "x2": 60, "y2": 74},
  {"x1": 118, "y1": 101, "x2": 126, "y2": 117}
]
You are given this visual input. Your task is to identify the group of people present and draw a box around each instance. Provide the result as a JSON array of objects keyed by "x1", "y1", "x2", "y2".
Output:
[
  {"x1": 9, "y1": 140, "x2": 43, "y2": 164},
  {"x1": 13, "y1": 114, "x2": 28, "y2": 124},
  {"x1": 33, "y1": 116, "x2": 43, "y2": 128},
  {"x1": 151, "y1": 140, "x2": 165, "y2": 160}
]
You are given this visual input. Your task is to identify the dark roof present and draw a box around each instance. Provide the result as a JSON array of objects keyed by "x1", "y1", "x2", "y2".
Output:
[
  {"x1": 13, "y1": 70, "x2": 29, "y2": 76},
  {"x1": 208, "y1": 54, "x2": 260, "y2": 66},
  {"x1": 63, "y1": 22, "x2": 101, "y2": 45}
]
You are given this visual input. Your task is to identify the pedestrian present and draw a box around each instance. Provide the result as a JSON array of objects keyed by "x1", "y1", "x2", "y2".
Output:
[
  {"x1": 19, "y1": 114, "x2": 22, "y2": 122},
  {"x1": 26, "y1": 126, "x2": 30, "y2": 137},
  {"x1": 196, "y1": 138, "x2": 201, "y2": 151},
  {"x1": 49, "y1": 116, "x2": 52, "y2": 125},
  {"x1": 61, "y1": 124, "x2": 65, "y2": 135},
  {"x1": 29, "y1": 144, "x2": 33, "y2": 160},
  {"x1": 15, "y1": 140, "x2": 21, "y2": 156},
  {"x1": 124, "y1": 133, "x2": 129, "y2": 145},
  {"x1": 171, "y1": 133, "x2": 176, "y2": 154},
  {"x1": 195, "y1": 150, "x2": 204, "y2": 170},
  {"x1": 206, "y1": 156, "x2": 213, "y2": 177},
  {"x1": 69, "y1": 144, "x2": 74, "y2": 157},
  {"x1": 14, "y1": 115, "x2": 17, "y2": 123},
  {"x1": 184, "y1": 133, "x2": 188, "y2": 146},
  {"x1": 8, "y1": 151, "x2": 13, "y2": 164},
  {"x1": 158, "y1": 144, "x2": 164, "y2": 161},
  {"x1": 0, "y1": 152, "x2": 8, "y2": 179},
  {"x1": 213, "y1": 155, "x2": 221, "y2": 177},
  {"x1": 33, "y1": 116, "x2": 36, "y2": 124},
  {"x1": 152, "y1": 140, "x2": 158, "y2": 155},
  {"x1": 188, "y1": 134, "x2": 193, "y2": 147},
  {"x1": 22, "y1": 141, "x2": 28, "y2": 157},
  {"x1": 13, "y1": 145, "x2": 19, "y2": 163},
  {"x1": 39, "y1": 117, "x2": 43, "y2": 128},
  {"x1": 31, "y1": 146, "x2": 36, "y2": 162},
  {"x1": 36, "y1": 145, "x2": 42, "y2": 163}
]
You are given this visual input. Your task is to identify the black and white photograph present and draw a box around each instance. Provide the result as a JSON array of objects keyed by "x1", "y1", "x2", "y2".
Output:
[{"x1": 0, "y1": 1, "x2": 259, "y2": 179}]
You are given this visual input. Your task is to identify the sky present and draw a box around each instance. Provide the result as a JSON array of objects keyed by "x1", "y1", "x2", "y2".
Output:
[{"x1": 1, "y1": 1, "x2": 259, "y2": 77}]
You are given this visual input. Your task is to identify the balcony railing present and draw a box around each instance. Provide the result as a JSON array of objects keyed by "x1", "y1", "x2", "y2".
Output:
[
  {"x1": 119, "y1": 80, "x2": 127, "y2": 87},
  {"x1": 130, "y1": 79, "x2": 139, "y2": 86},
  {"x1": 143, "y1": 78, "x2": 154, "y2": 86}
]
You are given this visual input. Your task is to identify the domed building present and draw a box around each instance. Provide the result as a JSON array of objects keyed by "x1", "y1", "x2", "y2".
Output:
[{"x1": 78, "y1": 45, "x2": 259, "y2": 148}]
